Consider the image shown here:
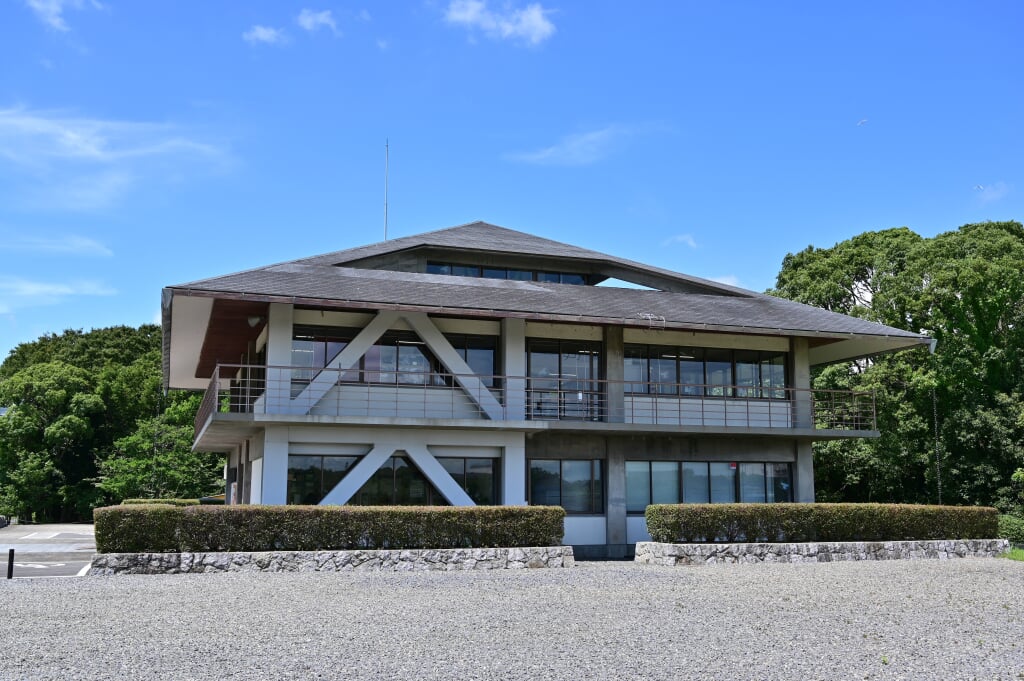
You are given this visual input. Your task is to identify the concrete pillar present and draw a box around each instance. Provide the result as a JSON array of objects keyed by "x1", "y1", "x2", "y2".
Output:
[
  {"x1": 502, "y1": 434, "x2": 527, "y2": 505},
  {"x1": 604, "y1": 443, "x2": 627, "y2": 556},
  {"x1": 265, "y1": 303, "x2": 294, "y2": 414},
  {"x1": 602, "y1": 326, "x2": 624, "y2": 423},
  {"x1": 795, "y1": 441, "x2": 815, "y2": 502},
  {"x1": 790, "y1": 337, "x2": 812, "y2": 429},
  {"x1": 502, "y1": 318, "x2": 527, "y2": 420},
  {"x1": 260, "y1": 426, "x2": 289, "y2": 505}
]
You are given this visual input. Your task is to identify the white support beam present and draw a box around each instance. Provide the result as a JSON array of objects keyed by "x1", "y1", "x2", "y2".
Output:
[
  {"x1": 403, "y1": 312, "x2": 505, "y2": 421},
  {"x1": 292, "y1": 310, "x2": 400, "y2": 414},
  {"x1": 405, "y1": 444, "x2": 475, "y2": 506},
  {"x1": 319, "y1": 444, "x2": 395, "y2": 505}
]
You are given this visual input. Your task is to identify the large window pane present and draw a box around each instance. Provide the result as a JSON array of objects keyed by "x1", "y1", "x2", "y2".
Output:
[
  {"x1": 465, "y1": 459, "x2": 496, "y2": 505},
  {"x1": 395, "y1": 457, "x2": 430, "y2": 504},
  {"x1": 709, "y1": 462, "x2": 737, "y2": 502},
  {"x1": 397, "y1": 344, "x2": 430, "y2": 384},
  {"x1": 288, "y1": 455, "x2": 322, "y2": 505},
  {"x1": 739, "y1": 463, "x2": 767, "y2": 502},
  {"x1": 358, "y1": 457, "x2": 395, "y2": 504},
  {"x1": 482, "y1": 267, "x2": 506, "y2": 279},
  {"x1": 528, "y1": 346, "x2": 560, "y2": 419},
  {"x1": 650, "y1": 351, "x2": 678, "y2": 395},
  {"x1": 682, "y1": 462, "x2": 710, "y2": 503},
  {"x1": 705, "y1": 350, "x2": 733, "y2": 397},
  {"x1": 762, "y1": 353, "x2": 787, "y2": 399},
  {"x1": 560, "y1": 460, "x2": 593, "y2": 513},
  {"x1": 624, "y1": 345, "x2": 648, "y2": 394},
  {"x1": 651, "y1": 461, "x2": 681, "y2": 504},
  {"x1": 767, "y1": 463, "x2": 793, "y2": 502},
  {"x1": 466, "y1": 346, "x2": 496, "y2": 386},
  {"x1": 451, "y1": 265, "x2": 480, "y2": 277},
  {"x1": 678, "y1": 348, "x2": 704, "y2": 397},
  {"x1": 625, "y1": 461, "x2": 650, "y2": 513},
  {"x1": 529, "y1": 460, "x2": 561, "y2": 506},
  {"x1": 537, "y1": 272, "x2": 561, "y2": 283},
  {"x1": 735, "y1": 351, "x2": 760, "y2": 398},
  {"x1": 507, "y1": 269, "x2": 533, "y2": 281},
  {"x1": 560, "y1": 273, "x2": 586, "y2": 285}
]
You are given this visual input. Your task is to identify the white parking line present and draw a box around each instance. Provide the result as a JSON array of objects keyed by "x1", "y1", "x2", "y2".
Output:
[
  {"x1": 20, "y1": 532, "x2": 59, "y2": 539},
  {"x1": 76, "y1": 563, "x2": 92, "y2": 576}
]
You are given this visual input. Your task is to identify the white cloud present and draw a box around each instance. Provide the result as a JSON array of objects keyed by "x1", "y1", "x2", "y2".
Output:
[
  {"x1": 976, "y1": 181, "x2": 1010, "y2": 204},
  {"x1": 0, "y1": 234, "x2": 112, "y2": 256},
  {"x1": 0, "y1": 107, "x2": 226, "y2": 211},
  {"x1": 376, "y1": 39, "x2": 389, "y2": 50},
  {"x1": 243, "y1": 25, "x2": 288, "y2": 45},
  {"x1": 0, "y1": 275, "x2": 115, "y2": 314},
  {"x1": 506, "y1": 126, "x2": 625, "y2": 166},
  {"x1": 663, "y1": 234, "x2": 697, "y2": 249},
  {"x1": 444, "y1": 0, "x2": 555, "y2": 46},
  {"x1": 710, "y1": 275, "x2": 742, "y2": 288},
  {"x1": 25, "y1": 0, "x2": 103, "y2": 32},
  {"x1": 358, "y1": 9, "x2": 371, "y2": 21},
  {"x1": 297, "y1": 9, "x2": 338, "y2": 34}
]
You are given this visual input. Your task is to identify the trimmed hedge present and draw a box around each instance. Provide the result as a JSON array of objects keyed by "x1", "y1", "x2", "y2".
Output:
[
  {"x1": 121, "y1": 498, "x2": 200, "y2": 506},
  {"x1": 999, "y1": 514, "x2": 1024, "y2": 545},
  {"x1": 645, "y1": 503, "x2": 1000, "y2": 543},
  {"x1": 94, "y1": 505, "x2": 566, "y2": 553}
]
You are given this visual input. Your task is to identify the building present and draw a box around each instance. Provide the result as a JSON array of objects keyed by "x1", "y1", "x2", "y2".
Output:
[{"x1": 163, "y1": 221, "x2": 931, "y2": 557}]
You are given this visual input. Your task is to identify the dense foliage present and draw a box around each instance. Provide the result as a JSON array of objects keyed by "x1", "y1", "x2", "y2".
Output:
[
  {"x1": 770, "y1": 221, "x2": 1024, "y2": 513},
  {"x1": 645, "y1": 503, "x2": 999, "y2": 543},
  {"x1": 93, "y1": 505, "x2": 567, "y2": 553},
  {"x1": 0, "y1": 326, "x2": 222, "y2": 521}
]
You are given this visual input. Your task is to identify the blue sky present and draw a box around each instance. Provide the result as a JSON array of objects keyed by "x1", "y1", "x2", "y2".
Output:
[{"x1": 1, "y1": 1, "x2": 1022, "y2": 363}]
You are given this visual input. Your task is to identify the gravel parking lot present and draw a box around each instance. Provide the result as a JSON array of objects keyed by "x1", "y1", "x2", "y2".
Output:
[{"x1": 1, "y1": 558, "x2": 1022, "y2": 680}]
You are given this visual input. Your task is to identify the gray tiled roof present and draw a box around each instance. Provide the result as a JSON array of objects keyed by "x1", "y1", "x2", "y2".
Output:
[{"x1": 169, "y1": 259, "x2": 925, "y2": 340}]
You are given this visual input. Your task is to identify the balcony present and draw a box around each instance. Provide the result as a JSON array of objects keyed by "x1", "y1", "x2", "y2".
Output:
[{"x1": 195, "y1": 364, "x2": 876, "y2": 441}]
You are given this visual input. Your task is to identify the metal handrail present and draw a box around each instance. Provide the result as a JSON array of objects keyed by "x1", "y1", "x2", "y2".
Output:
[{"x1": 196, "y1": 363, "x2": 876, "y2": 435}]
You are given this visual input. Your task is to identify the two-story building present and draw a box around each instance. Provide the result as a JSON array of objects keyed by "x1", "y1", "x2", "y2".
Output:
[{"x1": 163, "y1": 221, "x2": 930, "y2": 557}]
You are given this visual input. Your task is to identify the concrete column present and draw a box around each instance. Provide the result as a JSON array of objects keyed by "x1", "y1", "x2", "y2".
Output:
[
  {"x1": 602, "y1": 326, "x2": 624, "y2": 423},
  {"x1": 790, "y1": 337, "x2": 812, "y2": 429},
  {"x1": 604, "y1": 443, "x2": 626, "y2": 556},
  {"x1": 260, "y1": 426, "x2": 289, "y2": 505},
  {"x1": 502, "y1": 434, "x2": 527, "y2": 505},
  {"x1": 501, "y1": 318, "x2": 527, "y2": 420},
  {"x1": 265, "y1": 303, "x2": 294, "y2": 415},
  {"x1": 794, "y1": 441, "x2": 815, "y2": 502}
]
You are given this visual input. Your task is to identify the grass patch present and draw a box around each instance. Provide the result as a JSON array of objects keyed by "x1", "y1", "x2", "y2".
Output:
[{"x1": 1002, "y1": 547, "x2": 1024, "y2": 561}]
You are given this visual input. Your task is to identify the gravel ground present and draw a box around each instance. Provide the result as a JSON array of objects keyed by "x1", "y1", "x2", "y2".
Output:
[{"x1": 1, "y1": 558, "x2": 1022, "y2": 680}]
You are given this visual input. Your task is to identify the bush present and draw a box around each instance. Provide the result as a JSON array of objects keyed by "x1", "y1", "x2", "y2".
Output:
[
  {"x1": 93, "y1": 505, "x2": 566, "y2": 553},
  {"x1": 645, "y1": 503, "x2": 1000, "y2": 543},
  {"x1": 998, "y1": 514, "x2": 1024, "y2": 545},
  {"x1": 121, "y1": 498, "x2": 200, "y2": 506}
]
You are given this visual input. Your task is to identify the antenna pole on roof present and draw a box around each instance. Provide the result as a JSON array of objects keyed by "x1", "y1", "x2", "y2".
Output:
[{"x1": 384, "y1": 139, "x2": 389, "y2": 241}]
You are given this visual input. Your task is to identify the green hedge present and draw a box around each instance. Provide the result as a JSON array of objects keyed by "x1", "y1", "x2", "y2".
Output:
[
  {"x1": 94, "y1": 505, "x2": 566, "y2": 553},
  {"x1": 999, "y1": 514, "x2": 1024, "y2": 545},
  {"x1": 645, "y1": 503, "x2": 1000, "y2": 543},
  {"x1": 121, "y1": 498, "x2": 200, "y2": 506}
]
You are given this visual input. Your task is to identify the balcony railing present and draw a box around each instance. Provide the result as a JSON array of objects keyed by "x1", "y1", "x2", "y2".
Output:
[{"x1": 195, "y1": 364, "x2": 876, "y2": 437}]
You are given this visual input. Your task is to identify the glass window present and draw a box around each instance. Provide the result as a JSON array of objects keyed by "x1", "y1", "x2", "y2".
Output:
[
  {"x1": 450, "y1": 265, "x2": 480, "y2": 277},
  {"x1": 537, "y1": 272, "x2": 561, "y2": 283},
  {"x1": 397, "y1": 343, "x2": 431, "y2": 384},
  {"x1": 767, "y1": 463, "x2": 792, "y2": 502},
  {"x1": 705, "y1": 350, "x2": 733, "y2": 397},
  {"x1": 650, "y1": 350, "x2": 679, "y2": 395},
  {"x1": 465, "y1": 458, "x2": 498, "y2": 505},
  {"x1": 709, "y1": 462, "x2": 737, "y2": 502},
  {"x1": 739, "y1": 463, "x2": 767, "y2": 502},
  {"x1": 624, "y1": 345, "x2": 648, "y2": 394},
  {"x1": 507, "y1": 269, "x2": 533, "y2": 281},
  {"x1": 761, "y1": 353, "x2": 787, "y2": 399},
  {"x1": 735, "y1": 351, "x2": 760, "y2": 398},
  {"x1": 426, "y1": 262, "x2": 450, "y2": 275},
  {"x1": 529, "y1": 459, "x2": 561, "y2": 506},
  {"x1": 482, "y1": 267, "x2": 507, "y2": 279},
  {"x1": 288, "y1": 455, "x2": 322, "y2": 505},
  {"x1": 625, "y1": 461, "x2": 651, "y2": 513},
  {"x1": 682, "y1": 462, "x2": 710, "y2": 503},
  {"x1": 560, "y1": 460, "x2": 594, "y2": 513},
  {"x1": 678, "y1": 348, "x2": 704, "y2": 397},
  {"x1": 651, "y1": 461, "x2": 681, "y2": 504},
  {"x1": 560, "y1": 273, "x2": 586, "y2": 285}
]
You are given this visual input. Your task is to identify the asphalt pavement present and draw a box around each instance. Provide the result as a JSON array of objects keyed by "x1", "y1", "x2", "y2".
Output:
[{"x1": 0, "y1": 523, "x2": 95, "y2": 579}]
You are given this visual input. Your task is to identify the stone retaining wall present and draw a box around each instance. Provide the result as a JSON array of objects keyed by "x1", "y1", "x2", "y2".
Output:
[
  {"x1": 635, "y1": 539, "x2": 1009, "y2": 565},
  {"x1": 88, "y1": 546, "x2": 574, "y2": 575}
]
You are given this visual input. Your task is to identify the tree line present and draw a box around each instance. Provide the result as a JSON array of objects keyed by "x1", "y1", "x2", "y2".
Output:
[{"x1": 1, "y1": 220, "x2": 1022, "y2": 521}]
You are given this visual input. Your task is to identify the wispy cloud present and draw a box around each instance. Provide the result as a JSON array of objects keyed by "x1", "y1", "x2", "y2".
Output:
[
  {"x1": 663, "y1": 234, "x2": 697, "y2": 249},
  {"x1": 0, "y1": 275, "x2": 115, "y2": 314},
  {"x1": 710, "y1": 275, "x2": 742, "y2": 288},
  {"x1": 25, "y1": 0, "x2": 103, "y2": 32},
  {"x1": 0, "y1": 107, "x2": 225, "y2": 211},
  {"x1": 243, "y1": 25, "x2": 288, "y2": 45},
  {"x1": 444, "y1": 0, "x2": 555, "y2": 46},
  {"x1": 0, "y1": 234, "x2": 112, "y2": 256},
  {"x1": 975, "y1": 181, "x2": 1010, "y2": 204},
  {"x1": 297, "y1": 9, "x2": 338, "y2": 34},
  {"x1": 505, "y1": 126, "x2": 629, "y2": 166}
]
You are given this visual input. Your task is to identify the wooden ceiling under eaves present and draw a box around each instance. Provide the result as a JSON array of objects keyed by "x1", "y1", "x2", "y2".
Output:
[{"x1": 195, "y1": 299, "x2": 269, "y2": 378}]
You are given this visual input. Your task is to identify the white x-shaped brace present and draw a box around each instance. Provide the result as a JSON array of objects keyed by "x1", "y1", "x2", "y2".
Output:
[{"x1": 290, "y1": 310, "x2": 504, "y2": 420}]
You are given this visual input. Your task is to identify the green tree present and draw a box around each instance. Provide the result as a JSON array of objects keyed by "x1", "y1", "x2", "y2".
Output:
[{"x1": 771, "y1": 221, "x2": 1024, "y2": 511}]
